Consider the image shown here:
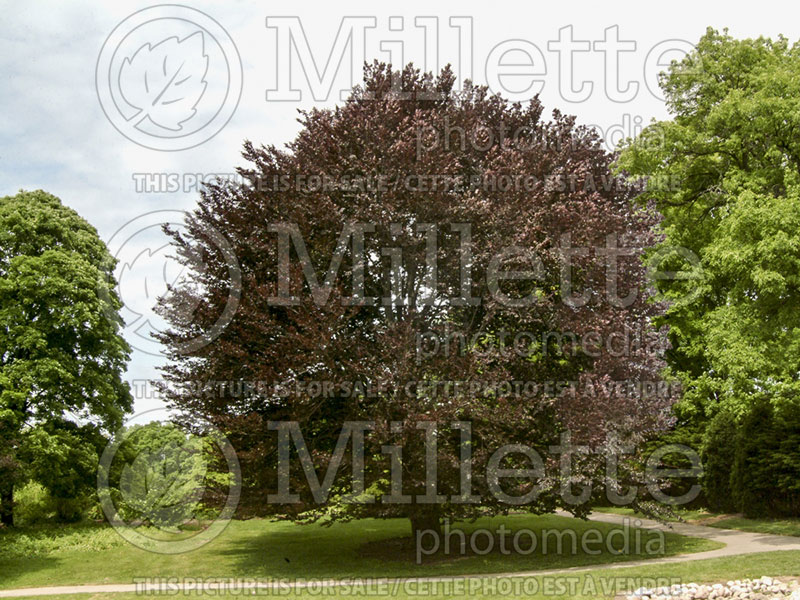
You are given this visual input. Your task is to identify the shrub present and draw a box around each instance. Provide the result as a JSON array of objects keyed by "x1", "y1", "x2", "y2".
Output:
[
  {"x1": 13, "y1": 481, "x2": 56, "y2": 526},
  {"x1": 730, "y1": 398, "x2": 800, "y2": 517},
  {"x1": 701, "y1": 409, "x2": 738, "y2": 513}
]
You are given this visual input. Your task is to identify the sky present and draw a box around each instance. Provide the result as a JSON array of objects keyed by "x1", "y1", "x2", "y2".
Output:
[{"x1": 0, "y1": 0, "x2": 796, "y2": 420}]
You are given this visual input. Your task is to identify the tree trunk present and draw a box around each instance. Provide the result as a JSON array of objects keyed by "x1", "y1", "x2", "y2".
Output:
[
  {"x1": 0, "y1": 484, "x2": 13, "y2": 527},
  {"x1": 409, "y1": 508, "x2": 442, "y2": 539}
]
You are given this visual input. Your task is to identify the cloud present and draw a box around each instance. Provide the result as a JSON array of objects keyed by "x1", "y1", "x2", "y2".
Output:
[{"x1": 1, "y1": 0, "x2": 795, "y2": 415}]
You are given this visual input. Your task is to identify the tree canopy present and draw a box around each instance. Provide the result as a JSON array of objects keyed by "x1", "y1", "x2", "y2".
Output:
[
  {"x1": 158, "y1": 63, "x2": 675, "y2": 535},
  {"x1": 0, "y1": 190, "x2": 132, "y2": 525},
  {"x1": 617, "y1": 29, "x2": 800, "y2": 419},
  {"x1": 617, "y1": 30, "x2": 800, "y2": 516}
]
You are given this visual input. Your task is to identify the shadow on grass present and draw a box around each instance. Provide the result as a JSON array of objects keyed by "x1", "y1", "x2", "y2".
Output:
[
  {"x1": 0, "y1": 514, "x2": 724, "y2": 588},
  {"x1": 215, "y1": 514, "x2": 720, "y2": 579}
]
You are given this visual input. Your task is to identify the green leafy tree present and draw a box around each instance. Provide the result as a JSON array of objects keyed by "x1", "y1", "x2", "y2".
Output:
[
  {"x1": 617, "y1": 29, "x2": 800, "y2": 418},
  {"x1": 730, "y1": 398, "x2": 800, "y2": 516},
  {"x1": 109, "y1": 422, "x2": 208, "y2": 530},
  {"x1": 0, "y1": 190, "x2": 132, "y2": 526},
  {"x1": 699, "y1": 409, "x2": 737, "y2": 512},
  {"x1": 617, "y1": 30, "x2": 800, "y2": 515},
  {"x1": 18, "y1": 420, "x2": 108, "y2": 521}
]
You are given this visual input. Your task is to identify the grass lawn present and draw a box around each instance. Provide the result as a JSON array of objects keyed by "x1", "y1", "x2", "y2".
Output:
[
  {"x1": 4, "y1": 550, "x2": 799, "y2": 600},
  {"x1": 0, "y1": 514, "x2": 719, "y2": 590},
  {"x1": 594, "y1": 506, "x2": 800, "y2": 537},
  {"x1": 594, "y1": 506, "x2": 716, "y2": 522}
]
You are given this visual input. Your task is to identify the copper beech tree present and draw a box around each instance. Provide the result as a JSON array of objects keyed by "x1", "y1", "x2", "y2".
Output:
[{"x1": 156, "y1": 63, "x2": 675, "y2": 538}]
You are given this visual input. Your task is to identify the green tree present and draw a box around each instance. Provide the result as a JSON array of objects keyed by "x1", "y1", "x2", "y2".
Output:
[
  {"x1": 730, "y1": 398, "x2": 800, "y2": 516},
  {"x1": 617, "y1": 30, "x2": 800, "y2": 515},
  {"x1": 700, "y1": 408, "x2": 737, "y2": 512},
  {"x1": 18, "y1": 420, "x2": 108, "y2": 522},
  {"x1": 617, "y1": 29, "x2": 800, "y2": 418},
  {"x1": 103, "y1": 422, "x2": 209, "y2": 530},
  {"x1": 0, "y1": 190, "x2": 132, "y2": 526}
]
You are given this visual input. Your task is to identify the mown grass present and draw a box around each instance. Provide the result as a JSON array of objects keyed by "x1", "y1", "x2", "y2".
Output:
[
  {"x1": 594, "y1": 505, "x2": 716, "y2": 522},
  {"x1": 706, "y1": 516, "x2": 800, "y2": 537},
  {"x1": 0, "y1": 514, "x2": 719, "y2": 590},
  {"x1": 594, "y1": 506, "x2": 800, "y2": 537},
  {"x1": 3, "y1": 550, "x2": 799, "y2": 600}
]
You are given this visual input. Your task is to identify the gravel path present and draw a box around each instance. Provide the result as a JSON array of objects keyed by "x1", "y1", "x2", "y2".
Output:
[{"x1": 571, "y1": 511, "x2": 800, "y2": 560}]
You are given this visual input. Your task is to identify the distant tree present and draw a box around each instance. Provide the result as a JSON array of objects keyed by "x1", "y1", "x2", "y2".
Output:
[
  {"x1": 158, "y1": 63, "x2": 673, "y2": 537},
  {"x1": 617, "y1": 29, "x2": 800, "y2": 421},
  {"x1": 18, "y1": 420, "x2": 107, "y2": 522},
  {"x1": 699, "y1": 409, "x2": 737, "y2": 512},
  {"x1": 617, "y1": 30, "x2": 800, "y2": 516},
  {"x1": 0, "y1": 190, "x2": 132, "y2": 526},
  {"x1": 100, "y1": 422, "x2": 209, "y2": 529}
]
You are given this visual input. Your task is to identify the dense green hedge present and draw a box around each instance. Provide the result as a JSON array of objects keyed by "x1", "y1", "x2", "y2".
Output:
[
  {"x1": 702, "y1": 399, "x2": 800, "y2": 517},
  {"x1": 700, "y1": 410, "x2": 738, "y2": 513}
]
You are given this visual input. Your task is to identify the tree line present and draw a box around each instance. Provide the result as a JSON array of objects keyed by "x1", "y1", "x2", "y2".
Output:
[{"x1": 1, "y1": 28, "x2": 799, "y2": 529}]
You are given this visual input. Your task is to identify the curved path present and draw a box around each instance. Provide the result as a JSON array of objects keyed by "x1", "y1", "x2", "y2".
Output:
[{"x1": 3, "y1": 511, "x2": 800, "y2": 598}]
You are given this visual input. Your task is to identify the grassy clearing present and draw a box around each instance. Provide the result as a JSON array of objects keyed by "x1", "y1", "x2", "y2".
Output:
[
  {"x1": 0, "y1": 514, "x2": 719, "y2": 589},
  {"x1": 705, "y1": 516, "x2": 800, "y2": 537},
  {"x1": 3, "y1": 551, "x2": 799, "y2": 600},
  {"x1": 593, "y1": 506, "x2": 716, "y2": 522},
  {"x1": 594, "y1": 506, "x2": 800, "y2": 537}
]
